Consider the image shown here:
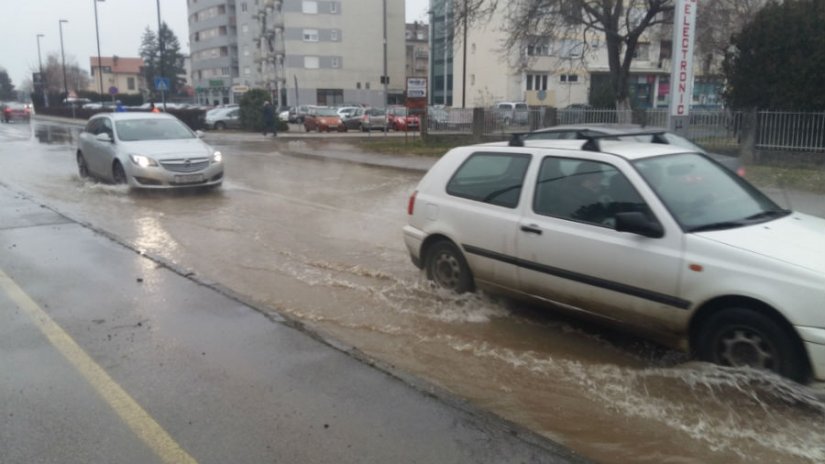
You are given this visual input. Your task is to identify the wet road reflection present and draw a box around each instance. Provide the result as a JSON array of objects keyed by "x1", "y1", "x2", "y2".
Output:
[{"x1": 2, "y1": 120, "x2": 824, "y2": 464}]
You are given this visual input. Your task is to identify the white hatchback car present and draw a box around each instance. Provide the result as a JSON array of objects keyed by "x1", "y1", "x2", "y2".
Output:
[
  {"x1": 404, "y1": 136, "x2": 825, "y2": 383},
  {"x1": 77, "y1": 113, "x2": 224, "y2": 189}
]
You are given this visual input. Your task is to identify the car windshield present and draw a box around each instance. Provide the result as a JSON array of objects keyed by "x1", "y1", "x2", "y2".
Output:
[
  {"x1": 316, "y1": 108, "x2": 339, "y2": 116},
  {"x1": 115, "y1": 118, "x2": 195, "y2": 141},
  {"x1": 390, "y1": 107, "x2": 407, "y2": 116},
  {"x1": 633, "y1": 152, "x2": 788, "y2": 232}
]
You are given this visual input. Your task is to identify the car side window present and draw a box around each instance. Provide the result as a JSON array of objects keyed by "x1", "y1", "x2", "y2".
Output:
[
  {"x1": 446, "y1": 152, "x2": 532, "y2": 208},
  {"x1": 84, "y1": 119, "x2": 100, "y2": 134},
  {"x1": 533, "y1": 157, "x2": 652, "y2": 227},
  {"x1": 100, "y1": 118, "x2": 114, "y2": 137}
]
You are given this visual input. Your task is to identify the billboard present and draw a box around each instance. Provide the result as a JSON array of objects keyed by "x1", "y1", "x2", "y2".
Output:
[{"x1": 669, "y1": 0, "x2": 698, "y2": 117}]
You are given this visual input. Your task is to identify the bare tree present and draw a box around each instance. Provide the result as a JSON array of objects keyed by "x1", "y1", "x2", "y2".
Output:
[
  {"x1": 38, "y1": 53, "x2": 91, "y2": 95},
  {"x1": 454, "y1": 0, "x2": 675, "y2": 110},
  {"x1": 694, "y1": 0, "x2": 769, "y2": 74}
]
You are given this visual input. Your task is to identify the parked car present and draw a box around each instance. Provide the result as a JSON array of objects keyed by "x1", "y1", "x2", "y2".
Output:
[
  {"x1": 303, "y1": 107, "x2": 346, "y2": 132},
  {"x1": 360, "y1": 107, "x2": 389, "y2": 132},
  {"x1": 205, "y1": 107, "x2": 241, "y2": 130},
  {"x1": 76, "y1": 112, "x2": 223, "y2": 189},
  {"x1": 2, "y1": 102, "x2": 31, "y2": 122},
  {"x1": 493, "y1": 101, "x2": 529, "y2": 126},
  {"x1": 404, "y1": 135, "x2": 825, "y2": 383},
  {"x1": 290, "y1": 105, "x2": 317, "y2": 123},
  {"x1": 522, "y1": 124, "x2": 745, "y2": 177},
  {"x1": 336, "y1": 106, "x2": 360, "y2": 119},
  {"x1": 277, "y1": 106, "x2": 291, "y2": 122},
  {"x1": 387, "y1": 106, "x2": 421, "y2": 131},
  {"x1": 341, "y1": 107, "x2": 366, "y2": 131}
]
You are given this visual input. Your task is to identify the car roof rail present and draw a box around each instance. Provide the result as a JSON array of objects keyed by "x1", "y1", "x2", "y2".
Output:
[
  {"x1": 508, "y1": 132, "x2": 527, "y2": 147},
  {"x1": 578, "y1": 129, "x2": 670, "y2": 152}
]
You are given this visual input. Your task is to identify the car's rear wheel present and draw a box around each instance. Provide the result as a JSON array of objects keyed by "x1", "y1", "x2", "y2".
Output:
[
  {"x1": 77, "y1": 152, "x2": 89, "y2": 179},
  {"x1": 425, "y1": 240, "x2": 474, "y2": 293},
  {"x1": 696, "y1": 307, "x2": 809, "y2": 382},
  {"x1": 214, "y1": 121, "x2": 226, "y2": 130},
  {"x1": 112, "y1": 161, "x2": 127, "y2": 185}
]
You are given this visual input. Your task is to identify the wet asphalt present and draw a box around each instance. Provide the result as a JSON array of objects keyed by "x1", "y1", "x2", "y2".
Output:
[{"x1": 0, "y1": 120, "x2": 588, "y2": 463}]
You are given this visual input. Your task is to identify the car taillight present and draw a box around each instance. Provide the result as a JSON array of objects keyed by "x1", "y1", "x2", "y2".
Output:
[
  {"x1": 407, "y1": 191, "x2": 417, "y2": 215},
  {"x1": 737, "y1": 166, "x2": 746, "y2": 178}
]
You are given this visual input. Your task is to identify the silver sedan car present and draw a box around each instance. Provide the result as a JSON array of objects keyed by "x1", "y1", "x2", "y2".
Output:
[{"x1": 77, "y1": 113, "x2": 224, "y2": 189}]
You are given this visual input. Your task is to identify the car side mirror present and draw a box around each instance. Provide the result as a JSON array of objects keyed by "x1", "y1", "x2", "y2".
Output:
[
  {"x1": 615, "y1": 212, "x2": 664, "y2": 238},
  {"x1": 195, "y1": 130, "x2": 204, "y2": 138},
  {"x1": 95, "y1": 132, "x2": 113, "y2": 143}
]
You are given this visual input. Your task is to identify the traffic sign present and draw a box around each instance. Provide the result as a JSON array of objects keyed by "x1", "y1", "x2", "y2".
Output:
[
  {"x1": 109, "y1": 86, "x2": 119, "y2": 95},
  {"x1": 154, "y1": 77, "x2": 170, "y2": 92}
]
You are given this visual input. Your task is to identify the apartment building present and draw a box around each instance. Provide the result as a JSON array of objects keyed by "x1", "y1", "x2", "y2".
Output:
[
  {"x1": 188, "y1": 0, "x2": 406, "y2": 107},
  {"x1": 406, "y1": 22, "x2": 429, "y2": 82},
  {"x1": 88, "y1": 56, "x2": 146, "y2": 95},
  {"x1": 446, "y1": 3, "x2": 722, "y2": 109}
]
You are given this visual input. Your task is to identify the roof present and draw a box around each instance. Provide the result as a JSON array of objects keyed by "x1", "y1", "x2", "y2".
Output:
[
  {"x1": 533, "y1": 123, "x2": 661, "y2": 133},
  {"x1": 473, "y1": 138, "x2": 695, "y2": 162},
  {"x1": 92, "y1": 112, "x2": 178, "y2": 121},
  {"x1": 89, "y1": 56, "x2": 144, "y2": 74}
]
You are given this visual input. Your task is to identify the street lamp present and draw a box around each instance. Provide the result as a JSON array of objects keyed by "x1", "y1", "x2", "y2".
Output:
[
  {"x1": 36, "y1": 33, "x2": 48, "y2": 108},
  {"x1": 156, "y1": 0, "x2": 166, "y2": 110},
  {"x1": 93, "y1": 0, "x2": 105, "y2": 103},
  {"x1": 59, "y1": 19, "x2": 69, "y2": 101}
]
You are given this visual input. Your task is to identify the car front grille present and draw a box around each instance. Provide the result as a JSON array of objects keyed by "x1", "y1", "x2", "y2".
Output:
[{"x1": 161, "y1": 157, "x2": 210, "y2": 173}]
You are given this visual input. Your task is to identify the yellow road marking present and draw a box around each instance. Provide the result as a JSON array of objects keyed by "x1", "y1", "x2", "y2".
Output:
[{"x1": 0, "y1": 268, "x2": 198, "y2": 464}]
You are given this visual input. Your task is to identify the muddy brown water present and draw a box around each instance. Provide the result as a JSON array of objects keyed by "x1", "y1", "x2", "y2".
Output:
[{"x1": 2, "y1": 121, "x2": 824, "y2": 463}]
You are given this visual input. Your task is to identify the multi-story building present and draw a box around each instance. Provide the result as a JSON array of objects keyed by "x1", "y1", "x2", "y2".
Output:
[
  {"x1": 444, "y1": 2, "x2": 723, "y2": 109},
  {"x1": 428, "y1": 0, "x2": 453, "y2": 106},
  {"x1": 188, "y1": 0, "x2": 239, "y2": 105},
  {"x1": 188, "y1": 0, "x2": 406, "y2": 107},
  {"x1": 88, "y1": 56, "x2": 146, "y2": 95},
  {"x1": 406, "y1": 22, "x2": 429, "y2": 81}
]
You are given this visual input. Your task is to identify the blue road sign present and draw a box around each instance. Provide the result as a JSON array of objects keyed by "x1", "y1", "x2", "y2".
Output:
[{"x1": 154, "y1": 77, "x2": 170, "y2": 92}]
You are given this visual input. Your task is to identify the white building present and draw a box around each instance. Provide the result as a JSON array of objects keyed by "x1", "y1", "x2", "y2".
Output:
[{"x1": 188, "y1": 0, "x2": 406, "y2": 106}]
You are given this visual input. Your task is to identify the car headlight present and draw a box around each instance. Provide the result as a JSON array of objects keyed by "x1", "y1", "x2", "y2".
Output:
[
  {"x1": 212, "y1": 151, "x2": 223, "y2": 163},
  {"x1": 129, "y1": 154, "x2": 158, "y2": 167}
]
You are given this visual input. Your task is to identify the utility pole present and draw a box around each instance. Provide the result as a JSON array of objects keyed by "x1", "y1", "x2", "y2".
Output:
[
  {"x1": 382, "y1": 0, "x2": 388, "y2": 108},
  {"x1": 93, "y1": 0, "x2": 105, "y2": 104},
  {"x1": 156, "y1": 0, "x2": 166, "y2": 110},
  {"x1": 59, "y1": 20, "x2": 69, "y2": 100},
  {"x1": 36, "y1": 33, "x2": 48, "y2": 108}
]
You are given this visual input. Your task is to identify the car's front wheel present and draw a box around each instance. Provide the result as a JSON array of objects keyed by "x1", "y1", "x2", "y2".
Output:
[
  {"x1": 77, "y1": 152, "x2": 89, "y2": 179},
  {"x1": 696, "y1": 307, "x2": 809, "y2": 382},
  {"x1": 425, "y1": 240, "x2": 474, "y2": 293},
  {"x1": 112, "y1": 161, "x2": 127, "y2": 185}
]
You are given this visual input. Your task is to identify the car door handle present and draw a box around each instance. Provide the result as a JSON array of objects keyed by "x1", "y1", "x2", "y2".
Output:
[{"x1": 520, "y1": 225, "x2": 542, "y2": 235}]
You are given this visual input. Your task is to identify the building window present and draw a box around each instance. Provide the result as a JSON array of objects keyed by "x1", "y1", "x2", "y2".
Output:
[
  {"x1": 356, "y1": 82, "x2": 361, "y2": 89},
  {"x1": 471, "y1": 74, "x2": 475, "y2": 85},
  {"x1": 242, "y1": 24, "x2": 248, "y2": 34},
  {"x1": 127, "y1": 77, "x2": 135, "y2": 90},
  {"x1": 244, "y1": 67, "x2": 251, "y2": 75},
  {"x1": 329, "y1": 2, "x2": 338, "y2": 13},
  {"x1": 241, "y1": 2, "x2": 247, "y2": 12},
  {"x1": 365, "y1": 82, "x2": 370, "y2": 90},
  {"x1": 302, "y1": 1, "x2": 317, "y2": 14},
  {"x1": 527, "y1": 42, "x2": 550, "y2": 56},
  {"x1": 560, "y1": 74, "x2": 579, "y2": 83},
  {"x1": 304, "y1": 56, "x2": 319, "y2": 68},
  {"x1": 303, "y1": 29, "x2": 319, "y2": 42},
  {"x1": 527, "y1": 74, "x2": 548, "y2": 91},
  {"x1": 330, "y1": 29, "x2": 339, "y2": 41},
  {"x1": 331, "y1": 57, "x2": 340, "y2": 68},
  {"x1": 634, "y1": 42, "x2": 650, "y2": 61}
]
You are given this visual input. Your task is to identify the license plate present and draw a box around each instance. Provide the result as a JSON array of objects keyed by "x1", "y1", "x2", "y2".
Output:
[{"x1": 174, "y1": 174, "x2": 204, "y2": 184}]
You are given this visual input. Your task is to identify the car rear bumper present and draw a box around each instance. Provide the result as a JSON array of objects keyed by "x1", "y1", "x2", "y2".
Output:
[{"x1": 403, "y1": 225, "x2": 425, "y2": 269}]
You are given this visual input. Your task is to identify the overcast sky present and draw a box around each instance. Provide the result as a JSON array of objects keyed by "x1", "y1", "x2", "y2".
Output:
[{"x1": 2, "y1": 0, "x2": 430, "y2": 88}]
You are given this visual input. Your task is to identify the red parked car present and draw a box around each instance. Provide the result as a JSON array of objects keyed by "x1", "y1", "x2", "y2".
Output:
[
  {"x1": 2, "y1": 102, "x2": 32, "y2": 123},
  {"x1": 387, "y1": 106, "x2": 420, "y2": 131},
  {"x1": 303, "y1": 107, "x2": 346, "y2": 132}
]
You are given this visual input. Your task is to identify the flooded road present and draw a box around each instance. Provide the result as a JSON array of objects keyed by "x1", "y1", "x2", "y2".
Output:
[{"x1": 2, "y1": 120, "x2": 824, "y2": 463}]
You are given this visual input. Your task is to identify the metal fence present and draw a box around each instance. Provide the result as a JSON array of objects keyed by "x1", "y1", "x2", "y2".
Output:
[
  {"x1": 756, "y1": 111, "x2": 825, "y2": 151},
  {"x1": 425, "y1": 107, "x2": 825, "y2": 153}
]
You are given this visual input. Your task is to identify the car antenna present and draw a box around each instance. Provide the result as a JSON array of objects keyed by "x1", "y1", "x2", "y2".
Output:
[{"x1": 509, "y1": 133, "x2": 525, "y2": 147}]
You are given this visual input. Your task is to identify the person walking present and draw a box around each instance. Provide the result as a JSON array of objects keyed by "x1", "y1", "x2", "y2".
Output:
[{"x1": 262, "y1": 101, "x2": 277, "y2": 137}]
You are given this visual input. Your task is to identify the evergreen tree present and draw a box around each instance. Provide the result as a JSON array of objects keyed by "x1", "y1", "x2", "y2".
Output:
[
  {"x1": 723, "y1": 0, "x2": 825, "y2": 110},
  {"x1": 0, "y1": 69, "x2": 14, "y2": 100},
  {"x1": 139, "y1": 23, "x2": 186, "y2": 96}
]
